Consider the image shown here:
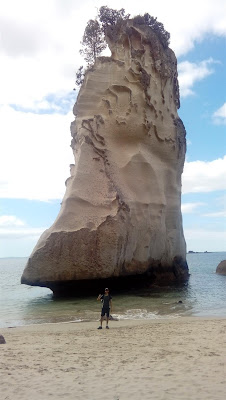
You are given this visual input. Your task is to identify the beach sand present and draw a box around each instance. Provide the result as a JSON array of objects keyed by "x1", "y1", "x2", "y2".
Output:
[{"x1": 1, "y1": 317, "x2": 226, "y2": 400}]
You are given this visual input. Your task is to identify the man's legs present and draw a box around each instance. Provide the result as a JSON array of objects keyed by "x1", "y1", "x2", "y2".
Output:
[
  {"x1": 106, "y1": 308, "x2": 110, "y2": 328},
  {"x1": 98, "y1": 309, "x2": 110, "y2": 329},
  {"x1": 98, "y1": 311, "x2": 104, "y2": 329}
]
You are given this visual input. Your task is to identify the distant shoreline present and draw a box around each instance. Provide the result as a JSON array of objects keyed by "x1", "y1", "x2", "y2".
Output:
[
  {"x1": 187, "y1": 251, "x2": 226, "y2": 254},
  {"x1": 1, "y1": 251, "x2": 226, "y2": 259}
]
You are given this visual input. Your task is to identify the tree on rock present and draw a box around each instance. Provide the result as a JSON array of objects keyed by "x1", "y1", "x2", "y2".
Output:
[
  {"x1": 98, "y1": 6, "x2": 130, "y2": 32},
  {"x1": 133, "y1": 13, "x2": 170, "y2": 48},
  {"x1": 75, "y1": 6, "x2": 170, "y2": 88},
  {"x1": 79, "y1": 19, "x2": 106, "y2": 66}
]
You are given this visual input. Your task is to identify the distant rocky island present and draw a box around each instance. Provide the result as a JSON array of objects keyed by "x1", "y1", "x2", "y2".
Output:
[
  {"x1": 188, "y1": 251, "x2": 213, "y2": 254},
  {"x1": 21, "y1": 9, "x2": 189, "y2": 295}
]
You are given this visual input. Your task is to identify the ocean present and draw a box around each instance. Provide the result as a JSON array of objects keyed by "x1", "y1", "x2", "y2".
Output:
[{"x1": 0, "y1": 252, "x2": 226, "y2": 328}]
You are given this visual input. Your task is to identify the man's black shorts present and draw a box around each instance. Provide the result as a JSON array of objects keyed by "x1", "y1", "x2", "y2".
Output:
[{"x1": 101, "y1": 307, "x2": 110, "y2": 317}]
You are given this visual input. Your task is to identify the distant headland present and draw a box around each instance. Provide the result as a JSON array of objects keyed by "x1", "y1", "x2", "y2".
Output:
[{"x1": 187, "y1": 251, "x2": 213, "y2": 254}]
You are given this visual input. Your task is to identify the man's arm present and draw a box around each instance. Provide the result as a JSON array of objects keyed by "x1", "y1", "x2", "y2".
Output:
[
  {"x1": 97, "y1": 294, "x2": 102, "y2": 301},
  {"x1": 110, "y1": 299, "x2": 113, "y2": 312}
]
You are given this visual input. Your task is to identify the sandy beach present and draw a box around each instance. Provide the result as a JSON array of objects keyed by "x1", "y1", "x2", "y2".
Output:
[{"x1": 1, "y1": 317, "x2": 226, "y2": 400}]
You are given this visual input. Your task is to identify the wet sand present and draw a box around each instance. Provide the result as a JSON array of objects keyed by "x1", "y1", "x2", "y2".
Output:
[{"x1": 1, "y1": 317, "x2": 226, "y2": 400}]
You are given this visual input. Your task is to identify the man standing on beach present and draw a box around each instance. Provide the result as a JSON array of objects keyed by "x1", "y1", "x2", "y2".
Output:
[{"x1": 97, "y1": 288, "x2": 112, "y2": 329}]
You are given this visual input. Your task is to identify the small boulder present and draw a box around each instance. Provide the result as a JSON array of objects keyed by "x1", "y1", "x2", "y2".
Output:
[
  {"x1": 216, "y1": 260, "x2": 226, "y2": 275},
  {"x1": 0, "y1": 334, "x2": 6, "y2": 344}
]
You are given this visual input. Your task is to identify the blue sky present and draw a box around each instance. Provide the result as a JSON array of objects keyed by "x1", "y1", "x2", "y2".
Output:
[{"x1": 0, "y1": 0, "x2": 225, "y2": 257}]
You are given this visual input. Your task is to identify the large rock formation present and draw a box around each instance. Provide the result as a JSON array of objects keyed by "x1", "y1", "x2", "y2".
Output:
[{"x1": 21, "y1": 19, "x2": 189, "y2": 294}]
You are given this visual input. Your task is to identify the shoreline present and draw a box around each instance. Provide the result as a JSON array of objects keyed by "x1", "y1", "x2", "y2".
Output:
[
  {"x1": 2, "y1": 311, "x2": 226, "y2": 330},
  {"x1": 1, "y1": 316, "x2": 226, "y2": 399}
]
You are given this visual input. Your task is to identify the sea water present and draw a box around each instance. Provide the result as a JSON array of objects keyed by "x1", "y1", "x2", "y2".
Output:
[{"x1": 0, "y1": 253, "x2": 226, "y2": 328}]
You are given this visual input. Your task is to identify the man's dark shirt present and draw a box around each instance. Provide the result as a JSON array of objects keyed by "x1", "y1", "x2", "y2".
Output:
[{"x1": 100, "y1": 294, "x2": 112, "y2": 309}]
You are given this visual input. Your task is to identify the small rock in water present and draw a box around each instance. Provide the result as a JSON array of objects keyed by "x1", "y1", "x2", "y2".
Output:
[
  {"x1": 216, "y1": 260, "x2": 226, "y2": 276},
  {"x1": 0, "y1": 334, "x2": 6, "y2": 344}
]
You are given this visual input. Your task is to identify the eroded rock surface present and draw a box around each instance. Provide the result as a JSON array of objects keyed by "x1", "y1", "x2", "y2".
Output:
[{"x1": 21, "y1": 20, "x2": 189, "y2": 294}]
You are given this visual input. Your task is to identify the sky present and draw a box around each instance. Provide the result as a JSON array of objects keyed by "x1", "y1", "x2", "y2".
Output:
[{"x1": 0, "y1": 0, "x2": 225, "y2": 257}]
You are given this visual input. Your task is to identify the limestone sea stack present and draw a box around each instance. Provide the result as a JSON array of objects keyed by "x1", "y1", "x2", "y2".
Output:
[{"x1": 21, "y1": 18, "x2": 189, "y2": 294}]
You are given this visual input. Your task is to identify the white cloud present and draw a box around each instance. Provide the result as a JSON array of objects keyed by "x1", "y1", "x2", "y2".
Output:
[
  {"x1": 0, "y1": 213, "x2": 45, "y2": 242},
  {"x1": 155, "y1": 0, "x2": 226, "y2": 56},
  {"x1": 212, "y1": 103, "x2": 226, "y2": 125},
  {"x1": 202, "y1": 210, "x2": 226, "y2": 218},
  {"x1": 0, "y1": 52, "x2": 78, "y2": 109},
  {"x1": 184, "y1": 228, "x2": 226, "y2": 252},
  {"x1": 182, "y1": 156, "x2": 226, "y2": 194},
  {"x1": 0, "y1": 1, "x2": 85, "y2": 109},
  {"x1": 0, "y1": 214, "x2": 45, "y2": 242},
  {"x1": 0, "y1": 227, "x2": 45, "y2": 239},
  {"x1": 181, "y1": 203, "x2": 205, "y2": 214},
  {"x1": 0, "y1": 16, "x2": 46, "y2": 57},
  {"x1": 0, "y1": 215, "x2": 25, "y2": 227},
  {"x1": 178, "y1": 58, "x2": 218, "y2": 97},
  {"x1": 0, "y1": 106, "x2": 74, "y2": 201}
]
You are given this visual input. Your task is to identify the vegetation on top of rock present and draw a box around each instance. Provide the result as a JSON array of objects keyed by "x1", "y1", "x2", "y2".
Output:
[
  {"x1": 98, "y1": 6, "x2": 130, "y2": 32},
  {"x1": 75, "y1": 6, "x2": 170, "y2": 87},
  {"x1": 75, "y1": 65, "x2": 85, "y2": 87},
  {"x1": 133, "y1": 13, "x2": 170, "y2": 48}
]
